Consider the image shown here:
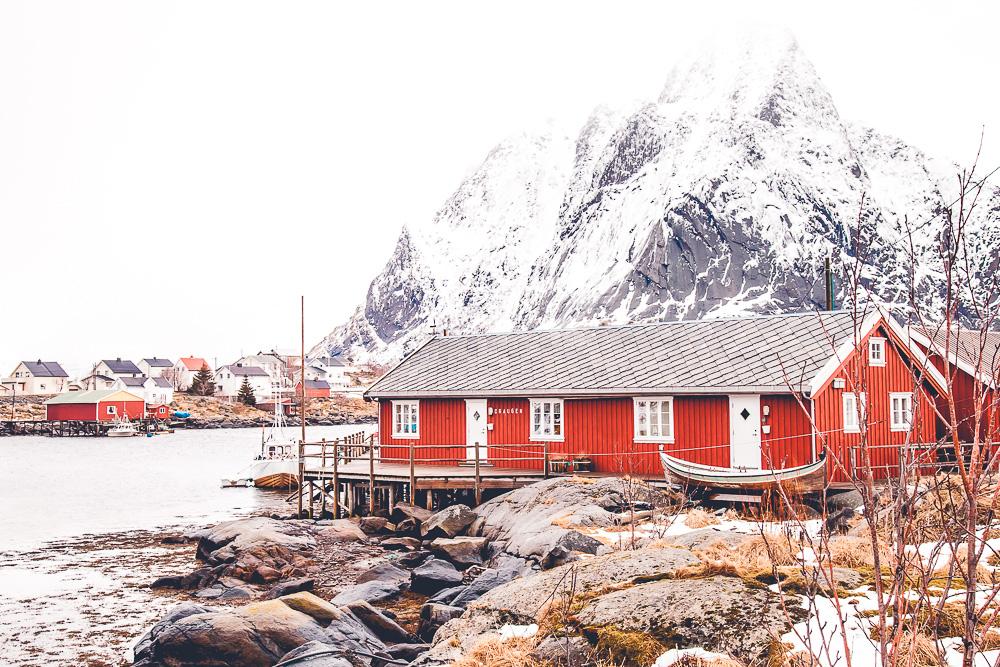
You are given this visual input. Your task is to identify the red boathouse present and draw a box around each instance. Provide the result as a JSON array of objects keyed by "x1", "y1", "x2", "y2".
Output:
[
  {"x1": 364, "y1": 311, "x2": 949, "y2": 487},
  {"x1": 45, "y1": 389, "x2": 147, "y2": 422},
  {"x1": 909, "y1": 326, "x2": 1000, "y2": 444}
]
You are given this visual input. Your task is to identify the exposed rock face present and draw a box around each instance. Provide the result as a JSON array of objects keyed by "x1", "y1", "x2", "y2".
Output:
[
  {"x1": 575, "y1": 576, "x2": 793, "y2": 664},
  {"x1": 312, "y1": 31, "x2": 1000, "y2": 365},
  {"x1": 428, "y1": 536, "x2": 488, "y2": 567},
  {"x1": 411, "y1": 558, "x2": 463, "y2": 594},
  {"x1": 471, "y1": 477, "x2": 669, "y2": 563},
  {"x1": 421, "y1": 504, "x2": 477, "y2": 539},
  {"x1": 132, "y1": 593, "x2": 385, "y2": 667}
]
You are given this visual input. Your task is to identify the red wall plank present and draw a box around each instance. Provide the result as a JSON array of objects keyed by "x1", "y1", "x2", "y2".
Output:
[
  {"x1": 762, "y1": 394, "x2": 814, "y2": 470},
  {"x1": 379, "y1": 398, "x2": 466, "y2": 465}
]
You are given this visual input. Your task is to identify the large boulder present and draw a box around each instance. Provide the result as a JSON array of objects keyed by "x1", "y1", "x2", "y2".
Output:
[
  {"x1": 575, "y1": 576, "x2": 796, "y2": 664},
  {"x1": 428, "y1": 537, "x2": 488, "y2": 567},
  {"x1": 470, "y1": 477, "x2": 675, "y2": 562},
  {"x1": 132, "y1": 592, "x2": 385, "y2": 667},
  {"x1": 663, "y1": 528, "x2": 754, "y2": 551},
  {"x1": 331, "y1": 579, "x2": 407, "y2": 605},
  {"x1": 188, "y1": 517, "x2": 315, "y2": 564},
  {"x1": 411, "y1": 558, "x2": 463, "y2": 594},
  {"x1": 316, "y1": 520, "x2": 368, "y2": 543},
  {"x1": 421, "y1": 504, "x2": 477, "y2": 539},
  {"x1": 390, "y1": 503, "x2": 434, "y2": 525},
  {"x1": 264, "y1": 577, "x2": 315, "y2": 599},
  {"x1": 345, "y1": 601, "x2": 421, "y2": 644},
  {"x1": 355, "y1": 562, "x2": 410, "y2": 587},
  {"x1": 417, "y1": 603, "x2": 465, "y2": 642},
  {"x1": 276, "y1": 642, "x2": 364, "y2": 667},
  {"x1": 450, "y1": 556, "x2": 534, "y2": 608}
]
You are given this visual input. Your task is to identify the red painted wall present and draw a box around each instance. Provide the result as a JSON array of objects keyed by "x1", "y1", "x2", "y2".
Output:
[
  {"x1": 761, "y1": 394, "x2": 814, "y2": 470},
  {"x1": 814, "y1": 324, "x2": 938, "y2": 483},
  {"x1": 46, "y1": 402, "x2": 97, "y2": 421},
  {"x1": 98, "y1": 400, "x2": 146, "y2": 422},
  {"x1": 926, "y1": 355, "x2": 999, "y2": 444},
  {"x1": 379, "y1": 398, "x2": 465, "y2": 466}
]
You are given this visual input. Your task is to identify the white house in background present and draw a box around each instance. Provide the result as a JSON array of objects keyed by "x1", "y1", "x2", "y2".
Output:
[
  {"x1": 94, "y1": 358, "x2": 144, "y2": 380},
  {"x1": 307, "y1": 355, "x2": 353, "y2": 388},
  {"x1": 235, "y1": 351, "x2": 286, "y2": 384},
  {"x1": 2, "y1": 360, "x2": 69, "y2": 395},
  {"x1": 173, "y1": 356, "x2": 211, "y2": 391},
  {"x1": 214, "y1": 364, "x2": 271, "y2": 400},
  {"x1": 81, "y1": 373, "x2": 119, "y2": 391},
  {"x1": 138, "y1": 358, "x2": 173, "y2": 378},
  {"x1": 116, "y1": 376, "x2": 174, "y2": 405}
]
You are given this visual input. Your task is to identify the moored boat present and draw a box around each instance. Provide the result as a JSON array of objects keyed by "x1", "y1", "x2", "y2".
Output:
[
  {"x1": 223, "y1": 382, "x2": 299, "y2": 489},
  {"x1": 659, "y1": 451, "x2": 826, "y2": 493},
  {"x1": 107, "y1": 415, "x2": 140, "y2": 438}
]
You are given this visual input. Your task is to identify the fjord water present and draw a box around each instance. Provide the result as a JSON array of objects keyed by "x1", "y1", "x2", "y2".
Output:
[
  {"x1": 0, "y1": 425, "x2": 374, "y2": 665},
  {"x1": 0, "y1": 425, "x2": 374, "y2": 551}
]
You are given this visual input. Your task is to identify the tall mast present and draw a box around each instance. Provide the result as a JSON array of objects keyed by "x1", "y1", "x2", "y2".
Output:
[{"x1": 300, "y1": 295, "x2": 306, "y2": 445}]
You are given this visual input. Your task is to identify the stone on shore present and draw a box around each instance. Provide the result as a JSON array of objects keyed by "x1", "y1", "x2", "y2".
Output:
[
  {"x1": 470, "y1": 477, "x2": 676, "y2": 563},
  {"x1": 355, "y1": 562, "x2": 411, "y2": 587},
  {"x1": 390, "y1": 503, "x2": 433, "y2": 525},
  {"x1": 132, "y1": 592, "x2": 384, "y2": 667},
  {"x1": 411, "y1": 557, "x2": 463, "y2": 594},
  {"x1": 381, "y1": 537, "x2": 421, "y2": 551},
  {"x1": 331, "y1": 579, "x2": 407, "y2": 605},
  {"x1": 264, "y1": 577, "x2": 315, "y2": 599},
  {"x1": 316, "y1": 519, "x2": 369, "y2": 543},
  {"x1": 418, "y1": 603, "x2": 465, "y2": 641},
  {"x1": 275, "y1": 641, "x2": 363, "y2": 667},
  {"x1": 188, "y1": 517, "x2": 315, "y2": 563},
  {"x1": 420, "y1": 504, "x2": 476, "y2": 539},
  {"x1": 428, "y1": 536, "x2": 488, "y2": 567},
  {"x1": 345, "y1": 600, "x2": 421, "y2": 644},
  {"x1": 358, "y1": 517, "x2": 391, "y2": 535}
]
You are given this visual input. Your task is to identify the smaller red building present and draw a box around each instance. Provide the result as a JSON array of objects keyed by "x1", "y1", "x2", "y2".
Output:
[
  {"x1": 146, "y1": 404, "x2": 171, "y2": 421},
  {"x1": 45, "y1": 389, "x2": 146, "y2": 422},
  {"x1": 909, "y1": 326, "x2": 1000, "y2": 444},
  {"x1": 296, "y1": 380, "x2": 331, "y2": 399}
]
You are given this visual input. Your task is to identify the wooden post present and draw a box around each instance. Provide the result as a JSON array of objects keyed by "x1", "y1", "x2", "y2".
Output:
[
  {"x1": 308, "y1": 480, "x2": 315, "y2": 519},
  {"x1": 368, "y1": 436, "x2": 375, "y2": 515},
  {"x1": 425, "y1": 489, "x2": 433, "y2": 511},
  {"x1": 409, "y1": 441, "x2": 416, "y2": 505},
  {"x1": 297, "y1": 438, "x2": 304, "y2": 518},
  {"x1": 474, "y1": 441, "x2": 482, "y2": 506},
  {"x1": 543, "y1": 441, "x2": 550, "y2": 478},
  {"x1": 319, "y1": 438, "x2": 327, "y2": 516},
  {"x1": 332, "y1": 439, "x2": 339, "y2": 518}
]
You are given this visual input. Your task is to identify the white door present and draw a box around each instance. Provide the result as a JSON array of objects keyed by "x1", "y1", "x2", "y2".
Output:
[
  {"x1": 729, "y1": 394, "x2": 762, "y2": 469},
  {"x1": 465, "y1": 399, "x2": 488, "y2": 463}
]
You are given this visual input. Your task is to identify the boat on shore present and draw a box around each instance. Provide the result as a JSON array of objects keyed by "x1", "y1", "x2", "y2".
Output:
[{"x1": 659, "y1": 451, "x2": 827, "y2": 494}]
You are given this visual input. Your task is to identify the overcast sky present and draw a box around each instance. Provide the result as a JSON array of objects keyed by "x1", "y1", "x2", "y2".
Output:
[{"x1": 1, "y1": 1, "x2": 997, "y2": 377}]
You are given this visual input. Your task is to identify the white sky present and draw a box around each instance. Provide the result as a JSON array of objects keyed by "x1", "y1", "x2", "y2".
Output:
[{"x1": 1, "y1": 1, "x2": 997, "y2": 377}]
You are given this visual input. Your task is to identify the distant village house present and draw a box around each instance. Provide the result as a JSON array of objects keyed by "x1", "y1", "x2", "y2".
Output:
[
  {"x1": 173, "y1": 357, "x2": 211, "y2": 391},
  {"x1": 2, "y1": 360, "x2": 69, "y2": 395},
  {"x1": 214, "y1": 364, "x2": 271, "y2": 400}
]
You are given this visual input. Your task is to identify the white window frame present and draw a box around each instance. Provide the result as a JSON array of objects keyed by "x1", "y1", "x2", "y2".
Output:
[
  {"x1": 633, "y1": 397, "x2": 675, "y2": 443},
  {"x1": 842, "y1": 392, "x2": 867, "y2": 434},
  {"x1": 889, "y1": 392, "x2": 913, "y2": 432},
  {"x1": 391, "y1": 400, "x2": 419, "y2": 439},
  {"x1": 106, "y1": 405, "x2": 117, "y2": 415},
  {"x1": 869, "y1": 337, "x2": 887, "y2": 367},
  {"x1": 529, "y1": 398, "x2": 564, "y2": 441}
]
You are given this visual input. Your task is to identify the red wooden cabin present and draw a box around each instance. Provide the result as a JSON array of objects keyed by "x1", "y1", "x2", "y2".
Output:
[
  {"x1": 146, "y1": 404, "x2": 171, "y2": 421},
  {"x1": 45, "y1": 389, "x2": 146, "y2": 422},
  {"x1": 365, "y1": 311, "x2": 949, "y2": 487},
  {"x1": 296, "y1": 380, "x2": 332, "y2": 399},
  {"x1": 909, "y1": 326, "x2": 1000, "y2": 444}
]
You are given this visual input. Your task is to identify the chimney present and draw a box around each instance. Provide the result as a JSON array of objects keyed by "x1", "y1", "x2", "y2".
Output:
[{"x1": 824, "y1": 256, "x2": 835, "y2": 311}]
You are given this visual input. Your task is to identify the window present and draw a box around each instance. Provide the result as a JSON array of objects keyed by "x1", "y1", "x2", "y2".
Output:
[
  {"x1": 106, "y1": 405, "x2": 117, "y2": 415},
  {"x1": 391, "y1": 400, "x2": 419, "y2": 438},
  {"x1": 530, "y1": 399, "x2": 564, "y2": 441},
  {"x1": 890, "y1": 392, "x2": 913, "y2": 432},
  {"x1": 842, "y1": 392, "x2": 867, "y2": 433},
  {"x1": 634, "y1": 397, "x2": 675, "y2": 442},
  {"x1": 869, "y1": 337, "x2": 886, "y2": 366}
]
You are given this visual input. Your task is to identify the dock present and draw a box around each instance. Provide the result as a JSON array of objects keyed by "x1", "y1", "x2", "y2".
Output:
[
  {"x1": 295, "y1": 432, "x2": 662, "y2": 518},
  {"x1": 0, "y1": 418, "x2": 170, "y2": 437}
]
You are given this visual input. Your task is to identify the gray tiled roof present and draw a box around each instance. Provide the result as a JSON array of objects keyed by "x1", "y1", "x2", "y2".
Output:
[
  {"x1": 920, "y1": 326, "x2": 1000, "y2": 376},
  {"x1": 142, "y1": 358, "x2": 173, "y2": 367},
  {"x1": 152, "y1": 377, "x2": 173, "y2": 388},
  {"x1": 366, "y1": 311, "x2": 864, "y2": 399},
  {"x1": 119, "y1": 376, "x2": 148, "y2": 387},
  {"x1": 22, "y1": 361, "x2": 68, "y2": 377},
  {"x1": 303, "y1": 379, "x2": 330, "y2": 389},
  {"x1": 102, "y1": 359, "x2": 142, "y2": 375}
]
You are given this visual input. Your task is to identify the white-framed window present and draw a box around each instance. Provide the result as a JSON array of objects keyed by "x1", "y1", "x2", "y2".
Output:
[
  {"x1": 529, "y1": 399, "x2": 564, "y2": 441},
  {"x1": 633, "y1": 397, "x2": 675, "y2": 442},
  {"x1": 842, "y1": 392, "x2": 867, "y2": 434},
  {"x1": 391, "y1": 400, "x2": 419, "y2": 438},
  {"x1": 869, "y1": 337, "x2": 886, "y2": 367},
  {"x1": 889, "y1": 392, "x2": 913, "y2": 432},
  {"x1": 106, "y1": 405, "x2": 117, "y2": 415}
]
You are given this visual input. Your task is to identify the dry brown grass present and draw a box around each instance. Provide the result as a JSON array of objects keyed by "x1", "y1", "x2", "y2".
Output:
[
  {"x1": 590, "y1": 626, "x2": 665, "y2": 666},
  {"x1": 673, "y1": 655, "x2": 747, "y2": 666},
  {"x1": 452, "y1": 636, "x2": 541, "y2": 667},
  {"x1": 890, "y1": 632, "x2": 944, "y2": 667},
  {"x1": 692, "y1": 534, "x2": 801, "y2": 573},
  {"x1": 684, "y1": 509, "x2": 721, "y2": 529}
]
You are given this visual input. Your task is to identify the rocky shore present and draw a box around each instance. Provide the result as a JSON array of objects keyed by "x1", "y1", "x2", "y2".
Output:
[{"x1": 127, "y1": 477, "x2": 861, "y2": 667}]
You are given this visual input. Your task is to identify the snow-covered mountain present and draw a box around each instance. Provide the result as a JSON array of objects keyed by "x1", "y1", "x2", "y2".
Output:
[{"x1": 315, "y1": 31, "x2": 999, "y2": 364}]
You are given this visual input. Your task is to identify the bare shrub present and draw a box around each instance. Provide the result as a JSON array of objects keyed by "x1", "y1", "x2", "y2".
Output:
[{"x1": 684, "y1": 508, "x2": 721, "y2": 528}]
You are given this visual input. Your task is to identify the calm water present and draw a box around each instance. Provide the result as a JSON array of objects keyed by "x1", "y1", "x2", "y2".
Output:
[{"x1": 0, "y1": 425, "x2": 374, "y2": 665}]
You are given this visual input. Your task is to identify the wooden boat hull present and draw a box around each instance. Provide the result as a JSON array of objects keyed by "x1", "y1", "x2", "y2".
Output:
[
  {"x1": 254, "y1": 472, "x2": 298, "y2": 489},
  {"x1": 659, "y1": 452, "x2": 826, "y2": 493}
]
